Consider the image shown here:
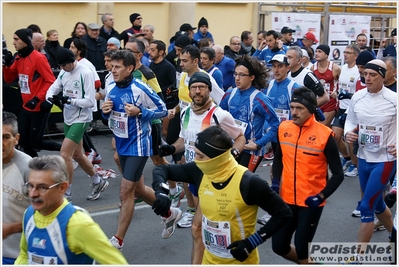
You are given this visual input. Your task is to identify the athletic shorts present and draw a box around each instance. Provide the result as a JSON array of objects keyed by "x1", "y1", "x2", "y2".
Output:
[
  {"x1": 330, "y1": 108, "x2": 346, "y2": 128},
  {"x1": 119, "y1": 156, "x2": 149, "y2": 182},
  {"x1": 64, "y1": 123, "x2": 90, "y2": 144}
]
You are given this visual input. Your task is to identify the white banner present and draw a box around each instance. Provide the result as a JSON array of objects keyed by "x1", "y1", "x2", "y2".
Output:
[
  {"x1": 328, "y1": 15, "x2": 371, "y2": 66},
  {"x1": 271, "y1": 12, "x2": 321, "y2": 51}
]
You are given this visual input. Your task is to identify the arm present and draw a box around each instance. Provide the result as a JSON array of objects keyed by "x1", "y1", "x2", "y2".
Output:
[
  {"x1": 152, "y1": 162, "x2": 203, "y2": 190},
  {"x1": 35, "y1": 54, "x2": 56, "y2": 101},
  {"x1": 272, "y1": 134, "x2": 283, "y2": 180},
  {"x1": 3, "y1": 221, "x2": 22, "y2": 239},
  {"x1": 209, "y1": 74, "x2": 224, "y2": 104},
  {"x1": 304, "y1": 72, "x2": 329, "y2": 107},
  {"x1": 253, "y1": 96, "x2": 280, "y2": 148},
  {"x1": 70, "y1": 71, "x2": 95, "y2": 108},
  {"x1": 14, "y1": 223, "x2": 29, "y2": 264}
]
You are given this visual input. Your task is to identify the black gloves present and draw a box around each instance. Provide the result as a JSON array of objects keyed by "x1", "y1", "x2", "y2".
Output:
[
  {"x1": 338, "y1": 93, "x2": 352, "y2": 100},
  {"x1": 227, "y1": 232, "x2": 264, "y2": 262},
  {"x1": 40, "y1": 99, "x2": 54, "y2": 112},
  {"x1": 305, "y1": 194, "x2": 324, "y2": 209},
  {"x1": 158, "y1": 144, "x2": 176, "y2": 157},
  {"x1": 152, "y1": 192, "x2": 171, "y2": 217},
  {"x1": 384, "y1": 192, "x2": 397, "y2": 208},
  {"x1": 24, "y1": 96, "x2": 40, "y2": 110},
  {"x1": 52, "y1": 94, "x2": 69, "y2": 108},
  {"x1": 3, "y1": 50, "x2": 13, "y2": 66},
  {"x1": 271, "y1": 178, "x2": 280, "y2": 194}
]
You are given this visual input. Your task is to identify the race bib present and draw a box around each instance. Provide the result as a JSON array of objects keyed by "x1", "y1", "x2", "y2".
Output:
[
  {"x1": 109, "y1": 110, "x2": 129, "y2": 138},
  {"x1": 185, "y1": 140, "x2": 196, "y2": 163},
  {"x1": 28, "y1": 252, "x2": 58, "y2": 265},
  {"x1": 234, "y1": 119, "x2": 248, "y2": 135},
  {"x1": 63, "y1": 88, "x2": 79, "y2": 99},
  {"x1": 179, "y1": 100, "x2": 190, "y2": 111},
  {"x1": 19, "y1": 74, "x2": 31, "y2": 94},
  {"x1": 202, "y1": 215, "x2": 232, "y2": 259},
  {"x1": 359, "y1": 124, "x2": 383, "y2": 152},
  {"x1": 275, "y1": 108, "x2": 290, "y2": 123}
]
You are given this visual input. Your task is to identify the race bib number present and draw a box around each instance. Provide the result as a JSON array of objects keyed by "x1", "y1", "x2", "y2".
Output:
[
  {"x1": 63, "y1": 88, "x2": 79, "y2": 98},
  {"x1": 109, "y1": 110, "x2": 129, "y2": 138},
  {"x1": 185, "y1": 141, "x2": 196, "y2": 163},
  {"x1": 275, "y1": 108, "x2": 290, "y2": 123},
  {"x1": 179, "y1": 100, "x2": 190, "y2": 111},
  {"x1": 28, "y1": 252, "x2": 58, "y2": 265},
  {"x1": 359, "y1": 124, "x2": 383, "y2": 152},
  {"x1": 202, "y1": 216, "x2": 232, "y2": 259},
  {"x1": 234, "y1": 119, "x2": 248, "y2": 135},
  {"x1": 19, "y1": 74, "x2": 31, "y2": 94}
]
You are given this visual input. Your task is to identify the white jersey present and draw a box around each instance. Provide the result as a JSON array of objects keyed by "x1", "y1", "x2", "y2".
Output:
[
  {"x1": 344, "y1": 87, "x2": 397, "y2": 162},
  {"x1": 338, "y1": 64, "x2": 359, "y2": 110},
  {"x1": 46, "y1": 62, "x2": 95, "y2": 125},
  {"x1": 179, "y1": 102, "x2": 242, "y2": 163},
  {"x1": 79, "y1": 58, "x2": 100, "y2": 112}
]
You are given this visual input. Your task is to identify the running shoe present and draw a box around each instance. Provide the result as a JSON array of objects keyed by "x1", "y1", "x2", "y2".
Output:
[
  {"x1": 92, "y1": 153, "x2": 102, "y2": 164},
  {"x1": 341, "y1": 158, "x2": 351, "y2": 172},
  {"x1": 87, "y1": 178, "x2": 109, "y2": 200},
  {"x1": 373, "y1": 218, "x2": 386, "y2": 232},
  {"x1": 161, "y1": 207, "x2": 182, "y2": 239},
  {"x1": 177, "y1": 210, "x2": 195, "y2": 228},
  {"x1": 257, "y1": 212, "x2": 272, "y2": 225},
  {"x1": 109, "y1": 236, "x2": 123, "y2": 251},
  {"x1": 345, "y1": 164, "x2": 358, "y2": 177},
  {"x1": 263, "y1": 147, "x2": 274, "y2": 160},
  {"x1": 170, "y1": 185, "x2": 185, "y2": 208},
  {"x1": 85, "y1": 149, "x2": 96, "y2": 163},
  {"x1": 72, "y1": 159, "x2": 79, "y2": 170},
  {"x1": 351, "y1": 209, "x2": 361, "y2": 217}
]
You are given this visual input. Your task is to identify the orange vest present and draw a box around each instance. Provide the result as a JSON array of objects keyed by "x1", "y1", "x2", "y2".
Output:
[{"x1": 278, "y1": 115, "x2": 333, "y2": 207}]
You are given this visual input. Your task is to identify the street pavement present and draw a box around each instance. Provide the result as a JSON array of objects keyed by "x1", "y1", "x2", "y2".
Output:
[{"x1": 38, "y1": 127, "x2": 395, "y2": 265}]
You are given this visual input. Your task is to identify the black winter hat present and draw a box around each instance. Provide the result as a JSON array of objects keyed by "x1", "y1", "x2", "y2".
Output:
[
  {"x1": 14, "y1": 28, "x2": 33, "y2": 46},
  {"x1": 198, "y1": 17, "x2": 208, "y2": 29},
  {"x1": 56, "y1": 48, "x2": 75, "y2": 65},
  {"x1": 129, "y1": 13, "x2": 141, "y2": 24},
  {"x1": 316, "y1": 44, "x2": 330, "y2": 56},
  {"x1": 356, "y1": 50, "x2": 375, "y2": 66},
  {"x1": 189, "y1": 72, "x2": 212, "y2": 91},
  {"x1": 175, "y1": 34, "x2": 191, "y2": 48}
]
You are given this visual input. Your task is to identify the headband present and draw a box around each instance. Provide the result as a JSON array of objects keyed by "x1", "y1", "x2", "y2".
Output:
[
  {"x1": 195, "y1": 136, "x2": 229, "y2": 158},
  {"x1": 291, "y1": 95, "x2": 316, "y2": 114},
  {"x1": 237, "y1": 60, "x2": 255, "y2": 75},
  {"x1": 365, "y1": 63, "x2": 386, "y2": 78}
]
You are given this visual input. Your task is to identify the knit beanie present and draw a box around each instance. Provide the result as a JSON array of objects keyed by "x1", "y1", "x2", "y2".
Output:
[
  {"x1": 56, "y1": 47, "x2": 75, "y2": 65},
  {"x1": 175, "y1": 34, "x2": 191, "y2": 48},
  {"x1": 14, "y1": 28, "x2": 33, "y2": 46},
  {"x1": 198, "y1": 17, "x2": 209, "y2": 29},
  {"x1": 129, "y1": 13, "x2": 141, "y2": 24},
  {"x1": 189, "y1": 72, "x2": 212, "y2": 91},
  {"x1": 316, "y1": 44, "x2": 330, "y2": 56},
  {"x1": 356, "y1": 50, "x2": 375, "y2": 66}
]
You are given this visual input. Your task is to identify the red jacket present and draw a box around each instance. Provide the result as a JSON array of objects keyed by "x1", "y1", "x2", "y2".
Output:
[{"x1": 3, "y1": 50, "x2": 55, "y2": 112}]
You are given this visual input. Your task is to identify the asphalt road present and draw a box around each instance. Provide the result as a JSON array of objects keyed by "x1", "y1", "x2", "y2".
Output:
[{"x1": 38, "y1": 127, "x2": 395, "y2": 265}]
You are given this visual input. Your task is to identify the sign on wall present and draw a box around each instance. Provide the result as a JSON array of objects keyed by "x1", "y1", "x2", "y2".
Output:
[
  {"x1": 271, "y1": 12, "x2": 321, "y2": 51},
  {"x1": 328, "y1": 15, "x2": 371, "y2": 66}
]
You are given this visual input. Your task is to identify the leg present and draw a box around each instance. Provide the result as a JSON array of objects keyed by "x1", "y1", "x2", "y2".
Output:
[
  {"x1": 72, "y1": 140, "x2": 95, "y2": 176},
  {"x1": 320, "y1": 110, "x2": 336, "y2": 128},
  {"x1": 60, "y1": 138, "x2": 81, "y2": 184},
  {"x1": 112, "y1": 137, "x2": 123, "y2": 174},
  {"x1": 17, "y1": 109, "x2": 37, "y2": 157},
  {"x1": 191, "y1": 202, "x2": 204, "y2": 264}
]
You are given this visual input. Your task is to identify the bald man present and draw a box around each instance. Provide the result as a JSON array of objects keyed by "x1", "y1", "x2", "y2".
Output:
[
  {"x1": 213, "y1": 44, "x2": 235, "y2": 91},
  {"x1": 32, "y1": 32, "x2": 45, "y2": 52}
]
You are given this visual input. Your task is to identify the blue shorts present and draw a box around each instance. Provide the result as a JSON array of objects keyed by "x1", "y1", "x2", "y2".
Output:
[
  {"x1": 358, "y1": 158, "x2": 397, "y2": 223},
  {"x1": 188, "y1": 183, "x2": 198, "y2": 197}
]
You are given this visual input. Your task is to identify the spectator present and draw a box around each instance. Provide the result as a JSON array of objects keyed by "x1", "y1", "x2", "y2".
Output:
[
  {"x1": 82, "y1": 23, "x2": 107, "y2": 70},
  {"x1": 377, "y1": 28, "x2": 397, "y2": 59},
  {"x1": 63, "y1": 22, "x2": 87, "y2": 49},
  {"x1": 44, "y1": 29, "x2": 62, "y2": 69},
  {"x1": 239, "y1": 30, "x2": 256, "y2": 56},
  {"x1": 99, "y1": 13, "x2": 119, "y2": 41},
  {"x1": 224, "y1": 36, "x2": 241, "y2": 59},
  {"x1": 27, "y1": 24, "x2": 41, "y2": 33},
  {"x1": 119, "y1": 13, "x2": 143, "y2": 47},
  {"x1": 143, "y1": 24, "x2": 155, "y2": 44}
]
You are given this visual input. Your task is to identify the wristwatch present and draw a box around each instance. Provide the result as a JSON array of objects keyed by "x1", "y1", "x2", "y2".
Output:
[
  {"x1": 66, "y1": 98, "x2": 72, "y2": 105},
  {"x1": 231, "y1": 148, "x2": 240, "y2": 158},
  {"x1": 137, "y1": 107, "x2": 142, "y2": 119},
  {"x1": 256, "y1": 144, "x2": 262, "y2": 150}
]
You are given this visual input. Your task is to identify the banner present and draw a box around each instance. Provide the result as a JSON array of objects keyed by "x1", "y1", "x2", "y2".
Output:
[
  {"x1": 328, "y1": 15, "x2": 371, "y2": 66},
  {"x1": 272, "y1": 12, "x2": 321, "y2": 51}
]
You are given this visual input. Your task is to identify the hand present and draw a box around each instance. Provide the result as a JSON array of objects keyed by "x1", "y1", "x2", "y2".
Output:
[
  {"x1": 101, "y1": 100, "x2": 113, "y2": 114},
  {"x1": 152, "y1": 192, "x2": 171, "y2": 217},
  {"x1": 40, "y1": 99, "x2": 54, "y2": 112},
  {"x1": 227, "y1": 232, "x2": 264, "y2": 262},
  {"x1": 158, "y1": 144, "x2": 176, "y2": 157},
  {"x1": 305, "y1": 194, "x2": 324, "y2": 209},
  {"x1": 271, "y1": 178, "x2": 280, "y2": 194},
  {"x1": 168, "y1": 108, "x2": 176, "y2": 119},
  {"x1": 24, "y1": 96, "x2": 40, "y2": 110},
  {"x1": 3, "y1": 50, "x2": 13, "y2": 66},
  {"x1": 384, "y1": 192, "x2": 397, "y2": 208},
  {"x1": 124, "y1": 103, "x2": 141, "y2": 117},
  {"x1": 345, "y1": 126, "x2": 359, "y2": 144},
  {"x1": 380, "y1": 38, "x2": 387, "y2": 48},
  {"x1": 52, "y1": 94, "x2": 69, "y2": 108},
  {"x1": 338, "y1": 93, "x2": 351, "y2": 100}
]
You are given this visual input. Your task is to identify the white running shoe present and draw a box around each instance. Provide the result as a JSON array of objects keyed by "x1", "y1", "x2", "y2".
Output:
[
  {"x1": 161, "y1": 208, "x2": 182, "y2": 239},
  {"x1": 345, "y1": 164, "x2": 358, "y2": 177},
  {"x1": 169, "y1": 185, "x2": 185, "y2": 208},
  {"x1": 87, "y1": 178, "x2": 109, "y2": 200},
  {"x1": 109, "y1": 236, "x2": 123, "y2": 251},
  {"x1": 341, "y1": 158, "x2": 351, "y2": 172},
  {"x1": 72, "y1": 159, "x2": 79, "y2": 170},
  {"x1": 257, "y1": 212, "x2": 272, "y2": 225},
  {"x1": 373, "y1": 217, "x2": 386, "y2": 232},
  {"x1": 351, "y1": 209, "x2": 361, "y2": 217},
  {"x1": 177, "y1": 210, "x2": 195, "y2": 228}
]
